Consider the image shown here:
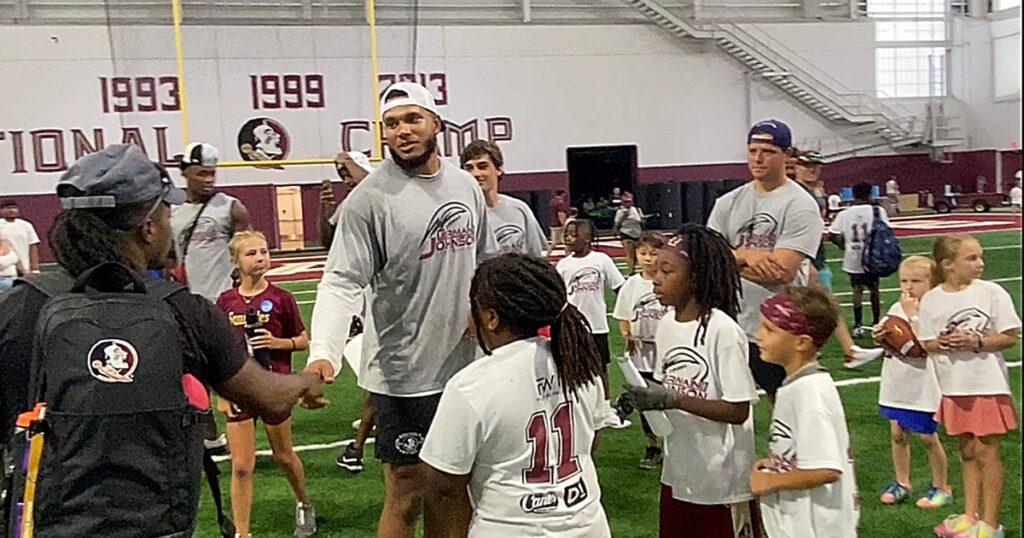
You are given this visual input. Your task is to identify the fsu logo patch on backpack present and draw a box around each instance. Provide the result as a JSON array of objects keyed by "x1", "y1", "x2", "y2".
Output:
[{"x1": 87, "y1": 339, "x2": 139, "y2": 383}]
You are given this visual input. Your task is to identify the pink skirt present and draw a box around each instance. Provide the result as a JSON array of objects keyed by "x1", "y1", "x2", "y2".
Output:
[{"x1": 935, "y1": 395, "x2": 1018, "y2": 436}]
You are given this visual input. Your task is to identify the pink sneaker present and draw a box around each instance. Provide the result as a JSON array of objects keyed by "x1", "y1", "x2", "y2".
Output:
[{"x1": 935, "y1": 514, "x2": 975, "y2": 537}]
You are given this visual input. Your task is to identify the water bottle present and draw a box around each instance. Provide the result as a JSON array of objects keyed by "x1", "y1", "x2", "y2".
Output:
[
  {"x1": 244, "y1": 308, "x2": 272, "y2": 370},
  {"x1": 616, "y1": 355, "x2": 674, "y2": 437}
]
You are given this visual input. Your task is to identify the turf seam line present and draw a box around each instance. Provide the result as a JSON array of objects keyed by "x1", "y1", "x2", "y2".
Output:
[{"x1": 217, "y1": 363, "x2": 1021, "y2": 460}]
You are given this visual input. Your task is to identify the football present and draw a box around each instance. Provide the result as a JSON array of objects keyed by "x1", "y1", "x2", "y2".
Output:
[{"x1": 878, "y1": 315, "x2": 927, "y2": 359}]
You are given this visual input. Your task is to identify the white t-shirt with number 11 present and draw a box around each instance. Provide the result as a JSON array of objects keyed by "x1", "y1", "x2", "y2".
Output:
[
  {"x1": 420, "y1": 337, "x2": 610, "y2": 537},
  {"x1": 828, "y1": 204, "x2": 889, "y2": 275}
]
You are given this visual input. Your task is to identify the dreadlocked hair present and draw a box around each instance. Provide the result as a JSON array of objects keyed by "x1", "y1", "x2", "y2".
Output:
[
  {"x1": 471, "y1": 253, "x2": 603, "y2": 400},
  {"x1": 672, "y1": 223, "x2": 742, "y2": 345},
  {"x1": 566, "y1": 218, "x2": 599, "y2": 251},
  {"x1": 48, "y1": 198, "x2": 157, "y2": 278}
]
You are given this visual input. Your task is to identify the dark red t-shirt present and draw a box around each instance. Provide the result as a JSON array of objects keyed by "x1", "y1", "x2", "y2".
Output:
[
  {"x1": 216, "y1": 283, "x2": 305, "y2": 374},
  {"x1": 550, "y1": 197, "x2": 570, "y2": 227}
]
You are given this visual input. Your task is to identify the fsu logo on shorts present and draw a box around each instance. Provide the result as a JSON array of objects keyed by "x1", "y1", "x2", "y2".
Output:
[
  {"x1": 87, "y1": 339, "x2": 139, "y2": 383},
  {"x1": 395, "y1": 432, "x2": 424, "y2": 455},
  {"x1": 237, "y1": 117, "x2": 290, "y2": 169}
]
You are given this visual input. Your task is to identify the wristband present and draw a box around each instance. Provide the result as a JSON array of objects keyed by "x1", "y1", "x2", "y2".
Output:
[{"x1": 973, "y1": 335, "x2": 983, "y2": 353}]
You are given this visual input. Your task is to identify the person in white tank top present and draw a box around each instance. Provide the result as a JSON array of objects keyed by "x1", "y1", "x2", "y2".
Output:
[
  {"x1": 170, "y1": 142, "x2": 252, "y2": 303},
  {"x1": 421, "y1": 253, "x2": 611, "y2": 537}
]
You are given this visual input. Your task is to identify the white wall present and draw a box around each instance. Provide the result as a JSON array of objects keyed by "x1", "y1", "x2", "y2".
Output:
[
  {"x1": 949, "y1": 13, "x2": 1022, "y2": 149},
  {"x1": 0, "y1": 22, "x2": 879, "y2": 194}
]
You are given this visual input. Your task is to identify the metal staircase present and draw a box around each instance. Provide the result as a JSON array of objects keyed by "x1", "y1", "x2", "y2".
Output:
[{"x1": 625, "y1": 0, "x2": 961, "y2": 158}]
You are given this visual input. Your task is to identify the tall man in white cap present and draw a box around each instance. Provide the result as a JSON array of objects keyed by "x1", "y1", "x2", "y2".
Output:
[
  {"x1": 305, "y1": 82, "x2": 497, "y2": 536},
  {"x1": 171, "y1": 142, "x2": 252, "y2": 303},
  {"x1": 708, "y1": 119, "x2": 823, "y2": 402}
]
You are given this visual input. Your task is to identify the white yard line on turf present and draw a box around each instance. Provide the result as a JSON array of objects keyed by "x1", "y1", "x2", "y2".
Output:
[
  {"x1": 212, "y1": 438, "x2": 376, "y2": 463},
  {"x1": 825, "y1": 243, "x2": 1020, "y2": 264},
  {"x1": 298, "y1": 275, "x2": 1024, "y2": 307},
  {"x1": 219, "y1": 363, "x2": 1022, "y2": 460}
]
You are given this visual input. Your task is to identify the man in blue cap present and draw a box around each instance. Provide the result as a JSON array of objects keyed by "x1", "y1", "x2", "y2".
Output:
[
  {"x1": 0, "y1": 144, "x2": 325, "y2": 537},
  {"x1": 707, "y1": 120, "x2": 824, "y2": 401}
]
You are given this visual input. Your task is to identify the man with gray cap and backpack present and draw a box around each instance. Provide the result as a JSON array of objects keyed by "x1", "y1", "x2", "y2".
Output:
[
  {"x1": 305, "y1": 82, "x2": 497, "y2": 536},
  {"x1": 0, "y1": 144, "x2": 325, "y2": 538}
]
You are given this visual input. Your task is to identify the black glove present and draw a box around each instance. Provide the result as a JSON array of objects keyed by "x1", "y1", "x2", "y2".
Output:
[
  {"x1": 620, "y1": 384, "x2": 678, "y2": 411},
  {"x1": 613, "y1": 392, "x2": 636, "y2": 420}
]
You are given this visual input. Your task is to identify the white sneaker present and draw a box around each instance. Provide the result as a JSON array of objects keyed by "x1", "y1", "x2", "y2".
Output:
[
  {"x1": 852, "y1": 326, "x2": 866, "y2": 338},
  {"x1": 608, "y1": 414, "x2": 632, "y2": 430},
  {"x1": 845, "y1": 345, "x2": 884, "y2": 369},
  {"x1": 351, "y1": 418, "x2": 362, "y2": 430},
  {"x1": 294, "y1": 501, "x2": 317, "y2": 537}
]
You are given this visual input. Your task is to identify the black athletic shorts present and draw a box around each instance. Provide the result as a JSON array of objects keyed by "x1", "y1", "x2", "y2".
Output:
[
  {"x1": 748, "y1": 341, "x2": 785, "y2": 396},
  {"x1": 848, "y1": 271, "x2": 880, "y2": 288},
  {"x1": 369, "y1": 392, "x2": 442, "y2": 466},
  {"x1": 592, "y1": 333, "x2": 611, "y2": 364}
]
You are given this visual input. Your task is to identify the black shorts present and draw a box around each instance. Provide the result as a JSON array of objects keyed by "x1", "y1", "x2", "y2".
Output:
[
  {"x1": 592, "y1": 333, "x2": 611, "y2": 364},
  {"x1": 748, "y1": 341, "x2": 785, "y2": 396},
  {"x1": 848, "y1": 271, "x2": 880, "y2": 288},
  {"x1": 369, "y1": 392, "x2": 442, "y2": 466}
]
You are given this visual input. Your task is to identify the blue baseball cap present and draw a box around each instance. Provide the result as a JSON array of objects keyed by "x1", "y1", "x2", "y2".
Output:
[{"x1": 747, "y1": 119, "x2": 793, "y2": 149}]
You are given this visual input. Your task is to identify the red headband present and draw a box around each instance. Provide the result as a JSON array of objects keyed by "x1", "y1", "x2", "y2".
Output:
[
  {"x1": 760, "y1": 294, "x2": 826, "y2": 348},
  {"x1": 663, "y1": 234, "x2": 689, "y2": 259}
]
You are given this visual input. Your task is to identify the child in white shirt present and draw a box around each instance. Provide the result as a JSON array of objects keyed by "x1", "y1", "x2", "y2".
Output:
[
  {"x1": 871, "y1": 256, "x2": 951, "y2": 508},
  {"x1": 612, "y1": 232, "x2": 669, "y2": 469},
  {"x1": 921, "y1": 235, "x2": 1020, "y2": 538},
  {"x1": 556, "y1": 219, "x2": 626, "y2": 428},
  {"x1": 750, "y1": 286, "x2": 859, "y2": 538},
  {"x1": 421, "y1": 253, "x2": 610, "y2": 537},
  {"x1": 621, "y1": 225, "x2": 760, "y2": 538}
]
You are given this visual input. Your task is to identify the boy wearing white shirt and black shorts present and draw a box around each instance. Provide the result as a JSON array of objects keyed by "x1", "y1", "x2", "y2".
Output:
[
  {"x1": 829, "y1": 182, "x2": 890, "y2": 336},
  {"x1": 556, "y1": 219, "x2": 627, "y2": 427},
  {"x1": 612, "y1": 232, "x2": 669, "y2": 468}
]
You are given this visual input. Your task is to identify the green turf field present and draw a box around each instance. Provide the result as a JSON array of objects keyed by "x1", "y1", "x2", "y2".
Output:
[{"x1": 194, "y1": 229, "x2": 1022, "y2": 537}]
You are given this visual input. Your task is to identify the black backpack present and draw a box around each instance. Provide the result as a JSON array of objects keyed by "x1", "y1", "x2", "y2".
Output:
[{"x1": 4, "y1": 263, "x2": 206, "y2": 538}]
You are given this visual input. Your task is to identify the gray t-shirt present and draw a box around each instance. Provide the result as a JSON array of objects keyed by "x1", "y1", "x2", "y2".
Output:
[
  {"x1": 309, "y1": 159, "x2": 498, "y2": 396},
  {"x1": 488, "y1": 194, "x2": 547, "y2": 256},
  {"x1": 707, "y1": 179, "x2": 823, "y2": 340},
  {"x1": 171, "y1": 192, "x2": 238, "y2": 303}
]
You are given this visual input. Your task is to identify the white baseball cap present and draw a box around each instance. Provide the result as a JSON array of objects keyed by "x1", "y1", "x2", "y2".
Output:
[
  {"x1": 380, "y1": 82, "x2": 439, "y2": 119},
  {"x1": 347, "y1": 151, "x2": 375, "y2": 174},
  {"x1": 1015, "y1": 170, "x2": 1021, "y2": 180},
  {"x1": 179, "y1": 142, "x2": 219, "y2": 168}
]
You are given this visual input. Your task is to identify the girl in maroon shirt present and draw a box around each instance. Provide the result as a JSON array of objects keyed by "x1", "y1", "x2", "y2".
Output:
[{"x1": 216, "y1": 231, "x2": 316, "y2": 538}]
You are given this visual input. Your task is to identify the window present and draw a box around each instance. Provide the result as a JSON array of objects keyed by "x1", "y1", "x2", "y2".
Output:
[
  {"x1": 876, "y1": 47, "x2": 947, "y2": 97},
  {"x1": 875, "y1": 20, "x2": 947, "y2": 41},
  {"x1": 867, "y1": 0, "x2": 946, "y2": 18},
  {"x1": 994, "y1": 0, "x2": 1020, "y2": 10}
]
